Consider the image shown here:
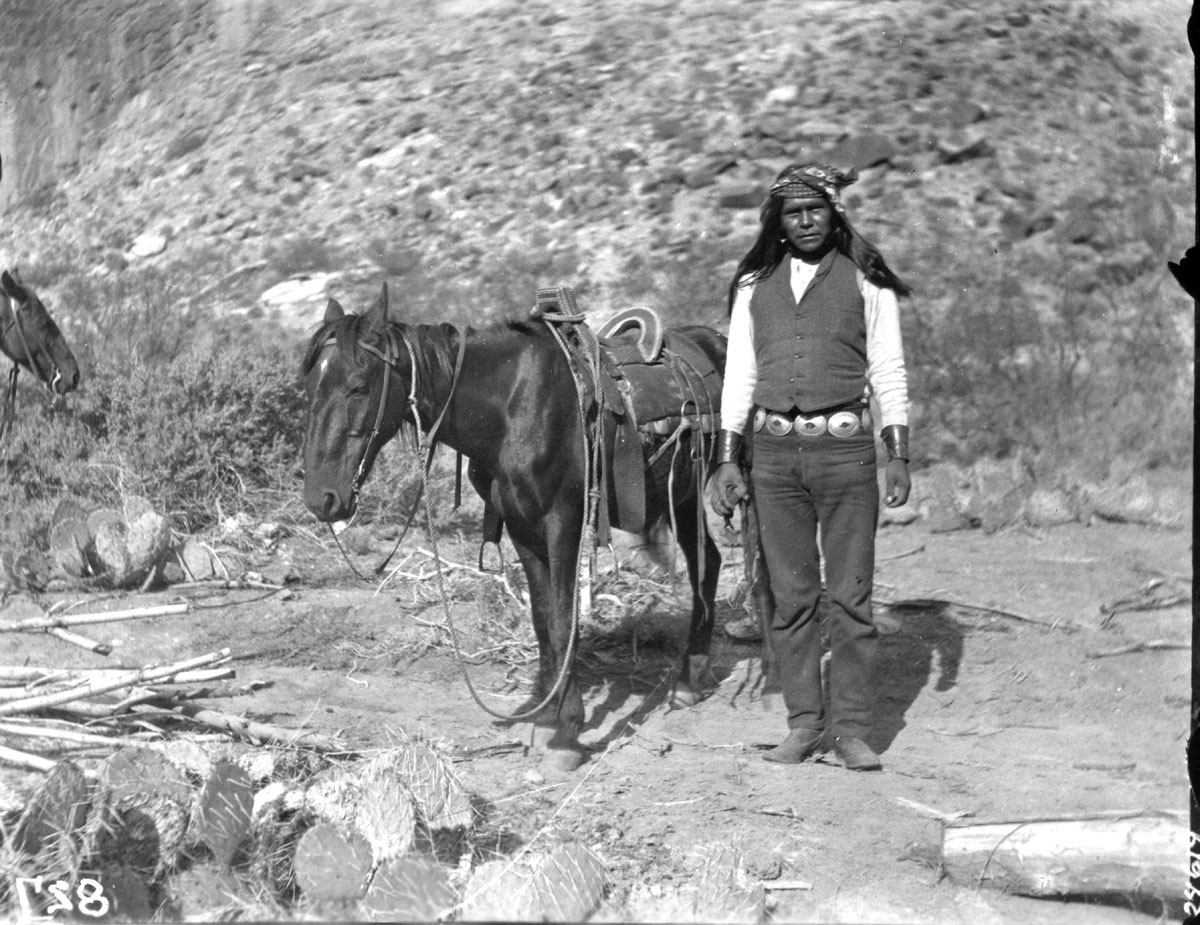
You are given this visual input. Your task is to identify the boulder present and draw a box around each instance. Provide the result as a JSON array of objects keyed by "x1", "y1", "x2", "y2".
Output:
[
  {"x1": 935, "y1": 128, "x2": 993, "y2": 164},
  {"x1": 716, "y1": 183, "x2": 763, "y2": 210},
  {"x1": 822, "y1": 132, "x2": 897, "y2": 169},
  {"x1": 1023, "y1": 488, "x2": 1079, "y2": 528}
]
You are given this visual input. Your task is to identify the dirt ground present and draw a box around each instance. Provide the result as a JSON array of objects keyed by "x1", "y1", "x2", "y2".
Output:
[{"x1": 0, "y1": 470, "x2": 1192, "y2": 924}]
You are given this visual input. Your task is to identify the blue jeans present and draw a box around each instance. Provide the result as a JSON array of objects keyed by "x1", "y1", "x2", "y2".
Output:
[{"x1": 751, "y1": 428, "x2": 879, "y2": 740}]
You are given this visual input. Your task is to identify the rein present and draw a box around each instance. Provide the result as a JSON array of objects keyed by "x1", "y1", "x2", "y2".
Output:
[
  {"x1": 391, "y1": 309, "x2": 599, "y2": 725},
  {"x1": 0, "y1": 295, "x2": 65, "y2": 440}
]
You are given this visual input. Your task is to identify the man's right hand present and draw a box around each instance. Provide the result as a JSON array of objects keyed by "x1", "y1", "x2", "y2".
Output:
[{"x1": 709, "y1": 462, "x2": 749, "y2": 518}]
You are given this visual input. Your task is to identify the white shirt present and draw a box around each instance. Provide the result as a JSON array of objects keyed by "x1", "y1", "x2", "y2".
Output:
[{"x1": 721, "y1": 257, "x2": 909, "y2": 434}]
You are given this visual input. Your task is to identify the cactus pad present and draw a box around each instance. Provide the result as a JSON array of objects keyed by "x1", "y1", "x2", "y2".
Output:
[
  {"x1": 361, "y1": 856, "x2": 456, "y2": 922},
  {"x1": 293, "y1": 822, "x2": 372, "y2": 902},
  {"x1": 193, "y1": 760, "x2": 255, "y2": 867}
]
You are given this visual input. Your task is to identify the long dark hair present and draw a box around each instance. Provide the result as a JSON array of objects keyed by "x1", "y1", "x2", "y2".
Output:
[{"x1": 726, "y1": 195, "x2": 912, "y2": 313}]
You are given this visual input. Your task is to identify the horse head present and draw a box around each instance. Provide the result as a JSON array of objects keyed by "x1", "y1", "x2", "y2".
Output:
[
  {"x1": 301, "y1": 283, "x2": 409, "y2": 523},
  {"x1": 0, "y1": 269, "x2": 81, "y2": 396}
]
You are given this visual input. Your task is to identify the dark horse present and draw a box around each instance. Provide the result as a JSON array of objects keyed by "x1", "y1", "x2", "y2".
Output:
[
  {"x1": 301, "y1": 285, "x2": 754, "y2": 771},
  {"x1": 0, "y1": 268, "x2": 80, "y2": 438}
]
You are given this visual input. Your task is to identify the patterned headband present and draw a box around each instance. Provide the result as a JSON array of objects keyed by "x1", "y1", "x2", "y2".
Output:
[{"x1": 769, "y1": 163, "x2": 858, "y2": 214}]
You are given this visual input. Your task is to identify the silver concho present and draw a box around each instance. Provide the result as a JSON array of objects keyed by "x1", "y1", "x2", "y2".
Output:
[
  {"x1": 765, "y1": 412, "x2": 793, "y2": 436},
  {"x1": 753, "y1": 407, "x2": 767, "y2": 432},
  {"x1": 828, "y1": 411, "x2": 861, "y2": 438},
  {"x1": 795, "y1": 414, "x2": 827, "y2": 437}
]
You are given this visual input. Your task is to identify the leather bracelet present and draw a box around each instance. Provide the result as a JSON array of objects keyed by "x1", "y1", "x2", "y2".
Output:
[
  {"x1": 716, "y1": 430, "x2": 743, "y2": 465},
  {"x1": 880, "y1": 424, "x2": 909, "y2": 462}
]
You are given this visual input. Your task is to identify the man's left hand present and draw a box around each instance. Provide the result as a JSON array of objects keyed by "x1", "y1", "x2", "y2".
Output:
[{"x1": 884, "y1": 459, "x2": 910, "y2": 507}]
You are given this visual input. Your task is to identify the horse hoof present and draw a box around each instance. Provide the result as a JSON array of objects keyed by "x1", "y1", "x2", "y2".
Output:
[
  {"x1": 670, "y1": 684, "x2": 702, "y2": 709},
  {"x1": 545, "y1": 748, "x2": 588, "y2": 773}
]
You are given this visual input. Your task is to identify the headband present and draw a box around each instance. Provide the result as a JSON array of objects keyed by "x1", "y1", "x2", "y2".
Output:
[{"x1": 769, "y1": 163, "x2": 858, "y2": 214}]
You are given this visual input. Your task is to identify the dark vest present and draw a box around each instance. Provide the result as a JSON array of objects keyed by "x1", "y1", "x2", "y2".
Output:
[{"x1": 750, "y1": 251, "x2": 867, "y2": 414}]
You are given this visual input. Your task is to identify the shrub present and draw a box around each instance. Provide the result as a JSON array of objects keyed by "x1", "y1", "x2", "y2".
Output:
[
  {"x1": 1, "y1": 336, "x2": 309, "y2": 545},
  {"x1": 904, "y1": 235, "x2": 1191, "y2": 474},
  {"x1": 92, "y1": 342, "x2": 309, "y2": 531}
]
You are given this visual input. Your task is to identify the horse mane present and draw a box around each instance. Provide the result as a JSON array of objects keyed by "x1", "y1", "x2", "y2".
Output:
[{"x1": 301, "y1": 314, "x2": 464, "y2": 385}]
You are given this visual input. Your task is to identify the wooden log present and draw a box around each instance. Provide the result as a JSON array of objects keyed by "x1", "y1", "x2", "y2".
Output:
[
  {"x1": 0, "y1": 666, "x2": 234, "y2": 684},
  {"x1": 0, "y1": 602, "x2": 190, "y2": 632},
  {"x1": 46, "y1": 626, "x2": 113, "y2": 655},
  {"x1": 941, "y1": 811, "x2": 1188, "y2": 900},
  {"x1": 130, "y1": 701, "x2": 346, "y2": 751},
  {"x1": 0, "y1": 743, "x2": 57, "y2": 771}
]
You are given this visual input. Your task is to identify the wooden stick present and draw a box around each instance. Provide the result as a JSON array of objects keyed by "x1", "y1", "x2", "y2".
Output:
[
  {"x1": 41, "y1": 696, "x2": 159, "y2": 719},
  {"x1": 0, "y1": 720, "x2": 160, "y2": 748},
  {"x1": 0, "y1": 668, "x2": 239, "y2": 705},
  {"x1": 0, "y1": 602, "x2": 190, "y2": 632},
  {"x1": 941, "y1": 597, "x2": 1083, "y2": 632},
  {"x1": 1085, "y1": 640, "x2": 1190, "y2": 658},
  {"x1": 0, "y1": 683, "x2": 80, "y2": 702},
  {"x1": 895, "y1": 796, "x2": 974, "y2": 822},
  {"x1": 0, "y1": 742, "x2": 56, "y2": 771},
  {"x1": 46, "y1": 626, "x2": 113, "y2": 655},
  {"x1": 0, "y1": 649, "x2": 231, "y2": 717},
  {"x1": 132, "y1": 701, "x2": 345, "y2": 751},
  {"x1": 0, "y1": 665, "x2": 235, "y2": 684},
  {"x1": 879, "y1": 544, "x2": 926, "y2": 561},
  {"x1": 170, "y1": 578, "x2": 286, "y2": 592}
]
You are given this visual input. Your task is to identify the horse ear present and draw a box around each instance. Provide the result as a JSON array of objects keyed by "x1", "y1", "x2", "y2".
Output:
[
  {"x1": 0, "y1": 270, "x2": 24, "y2": 300},
  {"x1": 324, "y1": 298, "x2": 345, "y2": 323},
  {"x1": 379, "y1": 283, "x2": 389, "y2": 320}
]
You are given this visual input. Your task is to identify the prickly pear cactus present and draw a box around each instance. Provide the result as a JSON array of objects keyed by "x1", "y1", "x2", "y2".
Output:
[
  {"x1": 461, "y1": 841, "x2": 608, "y2": 922},
  {"x1": 88, "y1": 747, "x2": 194, "y2": 878},
  {"x1": 688, "y1": 843, "x2": 765, "y2": 923},
  {"x1": 390, "y1": 742, "x2": 473, "y2": 832},
  {"x1": 353, "y1": 754, "x2": 417, "y2": 865},
  {"x1": 13, "y1": 759, "x2": 92, "y2": 873},
  {"x1": 293, "y1": 822, "x2": 372, "y2": 902},
  {"x1": 360, "y1": 856, "x2": 457, "y2": 922},
  {"x1": 534, "y1": 842, "x2": 610, "y2": 921},
  {"x1": 302, "y1": 766, "x2": 364, "y2": 830},
  {"x1": 48, "y1": 516, "x2": 91, "y2": 578},
  {"x1": 193, "y1": 760, "x2": 255, "y2": 867}
]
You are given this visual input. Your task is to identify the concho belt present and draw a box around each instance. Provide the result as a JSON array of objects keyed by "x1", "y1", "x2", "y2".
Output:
[{"x1": 753, "y1": 406, "x2": 872, "y2": 438}]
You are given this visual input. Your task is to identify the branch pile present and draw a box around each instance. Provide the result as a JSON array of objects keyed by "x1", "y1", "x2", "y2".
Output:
[{"x1": 0, "y1": 599, "x2": 345, "y2": 771}]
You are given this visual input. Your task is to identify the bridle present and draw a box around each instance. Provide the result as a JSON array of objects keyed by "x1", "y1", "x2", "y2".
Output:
[
  {"x1": 1, "y1": 295, "x2": 64, "y2": 393},
  {"x1": 318, "y1": 322, "x2": 467, "y2": 574}
]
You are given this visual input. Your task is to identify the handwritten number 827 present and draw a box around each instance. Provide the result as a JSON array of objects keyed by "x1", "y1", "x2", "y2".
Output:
[{"x1": 15, "y1": 877, "x2": 111, "y2": 918}]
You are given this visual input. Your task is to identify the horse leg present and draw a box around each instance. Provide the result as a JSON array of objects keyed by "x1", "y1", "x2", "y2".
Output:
[
  {"x1": 670, "y1": 492, "x2": 720, "y2": 707},
  {"x1": 507, "y1": 528, "x2": 587, "y2": 773}
]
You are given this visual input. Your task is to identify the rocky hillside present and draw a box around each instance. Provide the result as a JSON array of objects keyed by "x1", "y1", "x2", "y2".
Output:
[{"x1": 0, "y1": 0, "x2": 1191, "y2": 332}]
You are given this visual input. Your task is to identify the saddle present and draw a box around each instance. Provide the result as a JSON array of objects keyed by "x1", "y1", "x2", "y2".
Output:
[
  {"x1": 475, "y1": 289, "x2": 723, "y2": 561},
  {"x1": 594, "y1": 306, "x2": 722, "y2": 537},
  {"x1": 536, "y1": 287, "x2": 722, "y2": 521}
]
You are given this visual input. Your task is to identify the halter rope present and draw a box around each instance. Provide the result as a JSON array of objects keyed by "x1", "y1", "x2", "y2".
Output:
[{"x1": 397, "y1": 316, "x2": 597, "y2": 725}]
